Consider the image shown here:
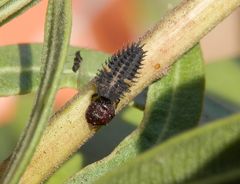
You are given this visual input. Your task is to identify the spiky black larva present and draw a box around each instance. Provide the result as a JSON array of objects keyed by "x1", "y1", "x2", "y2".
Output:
[
  {"x1": 95, "y1": 42, "x2": 146, "y2": 103},
  {"x1": 86, "y1": 42, "x2": 146, "y2": 126}
]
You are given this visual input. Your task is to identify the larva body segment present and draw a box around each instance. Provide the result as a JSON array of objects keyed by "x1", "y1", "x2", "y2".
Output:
[{"x1": 95, "y1": 42, "x2": 146, "y2": 103}]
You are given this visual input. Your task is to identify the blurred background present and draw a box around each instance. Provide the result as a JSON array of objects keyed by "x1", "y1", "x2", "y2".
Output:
[{"x1": 0, "y1": 0, "x2": 240, "y2": 182}]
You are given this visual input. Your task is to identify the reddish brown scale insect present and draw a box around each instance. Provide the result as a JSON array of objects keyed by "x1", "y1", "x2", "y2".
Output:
[
  {"x1": 86, "y1": 97, "x2": 115, "y2": 125},
  {"x1": 86, "y1": 42, "x2": 146, "y2": 125}
]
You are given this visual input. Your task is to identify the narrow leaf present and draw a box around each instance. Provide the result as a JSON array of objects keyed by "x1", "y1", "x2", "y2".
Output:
[
  {"x1": 206, "y1": 59, "x2": 240, "y2": 106},
  {"x1": 96, "y1": 113, "x2": 240, "y2": 184},
  {"x1": 0, "y1": 0, "x2": 40, "y2": 26},
  {"x1": 200, "y1": 59, "x2": 240, "y2": 123},
  {"x1": 1, "y1": 1, "x2": 72, "y2": 184},
  {"x1": 201, "y1": 95, "x2": 239, "y2": 123},
  {"x1": 46, "y1": 153, "x2": 83, "y2": 184},
  {"x1": 0, "y1": 44, "x2": 108, "y2": 96},
  {"x1": 0, "y1": 0, "x2": 9, "y2": 8},
  {"x1": 66, "y1": 45, "x2": 205, "y2": 184}
]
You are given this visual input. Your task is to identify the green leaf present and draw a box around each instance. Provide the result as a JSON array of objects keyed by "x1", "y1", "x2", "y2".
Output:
[
  {"x1": 0, "y1": 129, "x2": 15, "y2": 163},
  {"x1": 0, "y1": 94, "x2": 34, "y2": 162},
  {"x1": 77, "y1": 50, "x2": 108, "y2": 88},
  {"x1": 200, "y1": 59, "x2": 240, "y2": 123},
  {"x1": 139, "y1": 45, "x2": 204, "y2": 145},
  {"x1": 0, "y1": 44, "x2": 108, "y2": 96},
  {"x1": 205, "y1": 59, "x2": 240, "y2": 107},
  {"x1": 121, "y1": 106, "x2": 144, "y2": 126},
  {"x1": 0, "y1": 0, "x2": 9, "y2": 8},
  {"x1": 1, "y1": 1, "x2": 72, "y2": 184},
  {"x1": 46, "y1": 154, "x2": 83, "y2": 184},
  {"x1": 65, "y1": 45, "x2": 205, "y2": 184},
  {"x1": 137, "y1": 0, "x2": 180, "y2": 27},
  {"x1": 201, "y1": 95, "x2": 239, "y2": 123},
  {"x1": 96, "y1": 113, "x2": 240, "y2": 184},
  {"x1": 0, "y1": 0, "x2": 40, "y2": 26}
]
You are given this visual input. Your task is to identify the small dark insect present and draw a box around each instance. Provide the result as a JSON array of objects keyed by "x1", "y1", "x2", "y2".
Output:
[
  {"x1": 72, "y1": 51, "x2": 83, "y2": 72},
  {"x1": 86, "y1": 42, "x2": 146, "y2": 125}
]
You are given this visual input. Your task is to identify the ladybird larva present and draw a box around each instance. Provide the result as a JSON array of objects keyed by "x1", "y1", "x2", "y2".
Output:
[{"x1": 86, "y1": 42, "x2": 146, "y2": 125}]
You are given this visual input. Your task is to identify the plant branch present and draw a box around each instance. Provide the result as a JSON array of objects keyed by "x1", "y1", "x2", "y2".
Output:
[
  {"x1": 10, "y1": 0, "x2": 240, "y2": 183},
  {"x1": 0, "y1": 0, "x2": 72, "y2": 184}
]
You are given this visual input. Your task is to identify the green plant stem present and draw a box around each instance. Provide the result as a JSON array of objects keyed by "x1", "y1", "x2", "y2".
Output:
[
  {"x1": 0, "y1": 0, "x2": 40, "y2": 26},
  {"x1": 0, "y1": 0, "x2": 72, "y2": 184},
  {"x1": 19, "y1": 86, "x2": 99, "y2": 183},
  {"x1": 3, "y1": 0, "x2": 240, "y2": 183},
  {"x1": 0, "y1": 0, "x2": 10, "y2": 8}
]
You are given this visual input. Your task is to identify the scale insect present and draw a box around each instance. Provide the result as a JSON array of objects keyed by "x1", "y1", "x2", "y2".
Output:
[
  {"x1": 86, "y1": 96, "x2": 115, "y2": 126},
  {"x1": 86, "y1": 42, "x2": 146, "y2": 125}
]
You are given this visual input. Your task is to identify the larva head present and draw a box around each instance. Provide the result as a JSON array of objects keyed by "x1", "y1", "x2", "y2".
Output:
[{"x1": 86, "y1": 97, "x2": 115, "y2": 125}]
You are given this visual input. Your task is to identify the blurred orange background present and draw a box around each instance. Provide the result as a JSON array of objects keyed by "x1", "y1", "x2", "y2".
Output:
[{"x1": 0, "y1": 0, "x2": 239, "y2": 125}]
